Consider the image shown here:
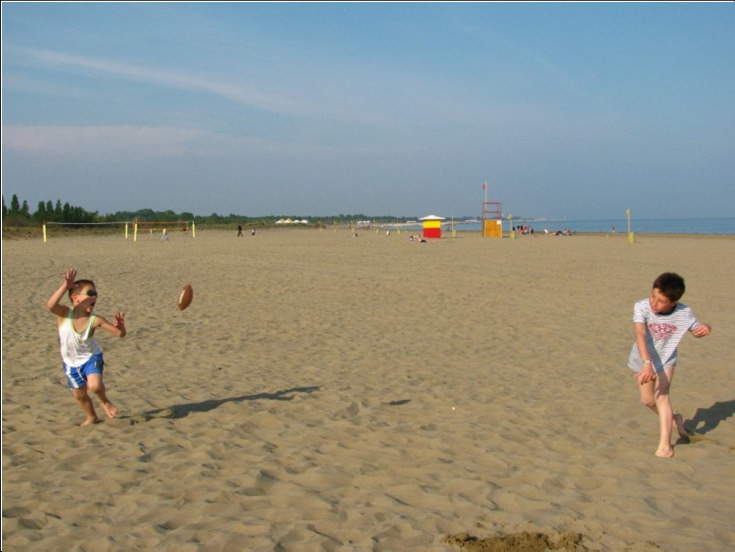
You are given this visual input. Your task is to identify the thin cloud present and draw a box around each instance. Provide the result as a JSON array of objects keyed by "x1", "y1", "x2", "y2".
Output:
[
  {"x1": 1, "y1": 124, "x2": 274, "y2": 160},
  {"x1": 25, "y1": 48, "x2": 304, "y2": 117},
  {"x1": 18, "y1": 48, "x2": 487, "y2": 132},
  {"x1": 1, "y1": 124, "x2": 386, "y2": 160},
  {"x1": 20, "y1": 48, "x2": 412, "y2": 129}
]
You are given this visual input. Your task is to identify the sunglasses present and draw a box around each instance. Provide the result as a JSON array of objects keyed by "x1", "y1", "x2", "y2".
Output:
[{"x1": 80, "y1": 290, "x2": 98, "y2": 297}]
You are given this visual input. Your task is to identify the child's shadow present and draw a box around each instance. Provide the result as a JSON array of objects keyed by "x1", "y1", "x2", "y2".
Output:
[
  {"x1": 683, "y1": 399, "x2": 735, "y2": 439},
  {"x1": 124, "y1": 386, "x2": 320, "y2": 424}
]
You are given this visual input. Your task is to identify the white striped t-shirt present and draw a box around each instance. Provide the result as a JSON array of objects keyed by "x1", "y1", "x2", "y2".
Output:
[{"x1": 628, "y1": 299, "x2": 700, "y2": 373}]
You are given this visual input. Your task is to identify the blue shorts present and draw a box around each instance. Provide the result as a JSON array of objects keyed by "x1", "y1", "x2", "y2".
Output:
[{"x1": 64, "y1": 353, "x2": 104, "y2": 389}]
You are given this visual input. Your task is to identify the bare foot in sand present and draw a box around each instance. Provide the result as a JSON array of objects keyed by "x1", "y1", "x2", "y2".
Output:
[
  {"x1": 655, "y1": 445, "x2": 674, "y2": 458},
  {"x1": 100, "y1": 400, "x2": 118, "y2": 419},
  {"x1": 80, "y1": 416, "x2": 101, "y2": 427},
  {"x1": 673, "y1": 413, "x2": 691, "y2": 439}
]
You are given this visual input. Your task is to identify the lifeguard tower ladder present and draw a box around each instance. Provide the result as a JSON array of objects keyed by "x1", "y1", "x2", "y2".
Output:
[{"x1": 482, "y1": 201, "x2": 503, "y2": 238}]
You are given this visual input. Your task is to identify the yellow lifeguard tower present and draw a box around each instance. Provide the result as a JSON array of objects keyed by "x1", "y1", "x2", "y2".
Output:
[{"x1": 482, "y1": 201, "x2": 503, "y2": 238}]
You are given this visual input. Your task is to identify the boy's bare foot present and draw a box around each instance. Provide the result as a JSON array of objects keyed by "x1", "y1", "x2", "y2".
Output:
[
  {"x1": 673, "y1": 413, "x2": 691, "y2": 439},
  {"x1": 655, "y1": 445, "x2": 675, "y2": 458},
  {"x1": 81, "y1": 417, "x2": 101, "y2": 427},
  {"x1": 101, "y1": 401, "x2": 118, "y2": 419}
]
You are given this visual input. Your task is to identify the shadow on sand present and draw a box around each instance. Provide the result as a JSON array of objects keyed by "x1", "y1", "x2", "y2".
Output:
[
  {"x1": 674, "y1": 399, "x2": 735, "y2": 448},
  {"x1": 685, "y1": 399, "x2": 735, "y2": 435},
  {"x1": 125, "y1": 386, "x2": 320, "y2": 424}
]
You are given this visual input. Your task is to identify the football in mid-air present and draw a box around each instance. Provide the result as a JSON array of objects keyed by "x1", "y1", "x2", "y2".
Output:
[{"x1": 177, "y1": 284, "x2": 193, "y2": 310}]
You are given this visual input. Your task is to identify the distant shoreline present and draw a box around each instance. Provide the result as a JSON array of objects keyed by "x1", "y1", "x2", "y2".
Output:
[{"x1": 4, "y1": 225, "x2": 733, "y2": 241}]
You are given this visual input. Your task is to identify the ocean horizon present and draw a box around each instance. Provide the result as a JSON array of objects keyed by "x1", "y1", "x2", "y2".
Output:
[{"x1": 383, "y1": 217, "x2": 735, "y2": 236}]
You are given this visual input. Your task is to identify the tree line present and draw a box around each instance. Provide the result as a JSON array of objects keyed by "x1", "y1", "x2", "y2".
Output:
[
  {"x1": 2, "y1": 194, "x2": 99, "y2": 225},
  {"x1": 2, "y1": 194, "x2": 419, "y2": 228}
]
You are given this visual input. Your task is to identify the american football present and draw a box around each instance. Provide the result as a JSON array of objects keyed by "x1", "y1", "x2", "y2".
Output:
[{"x1": 177, "y1": 284, "x2": 193, "y2": 310}]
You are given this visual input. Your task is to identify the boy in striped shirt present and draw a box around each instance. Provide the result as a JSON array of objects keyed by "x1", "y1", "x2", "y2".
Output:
[{"x1": 629, "y1": 272, "x2": 711, "y2": 458}]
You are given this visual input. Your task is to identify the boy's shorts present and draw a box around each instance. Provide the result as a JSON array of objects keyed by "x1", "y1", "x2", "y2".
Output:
[{"x1": 64, "y1": 353, "x2": 104, "y2": 389}]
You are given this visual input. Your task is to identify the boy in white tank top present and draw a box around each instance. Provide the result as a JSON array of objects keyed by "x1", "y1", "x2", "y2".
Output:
[{"x1": 47, "y1": 268, "x2": 127, "y2": 426}]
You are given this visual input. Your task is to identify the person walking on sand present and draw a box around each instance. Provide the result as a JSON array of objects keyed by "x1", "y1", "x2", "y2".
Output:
[
  {"x1": 628, "y1": 272, "x2": 711, "y2": 458},
  {"x1": 46, "y1": 268, "x2": 127, "y2": 426}
]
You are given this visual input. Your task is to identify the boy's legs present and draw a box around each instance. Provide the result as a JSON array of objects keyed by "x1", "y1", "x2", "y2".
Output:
[
  {"x1": 86, "y1": 373, "x2": 118, "y2": 419},
  {"x1": 66, "y1": 356, "x2": 118, "y2": 423},
  {"x1": 637, "y1": 367, "x2": 682, "y2": 457},
  {"x1": 653, "y1": 368, "x2": 675, "y2": 457},
  {"x1": 66, "y1": 361, "x2": 101, "y2": 426},
  {"x1": 71, "y1": 387, "x2": 100, "y2": 426}
]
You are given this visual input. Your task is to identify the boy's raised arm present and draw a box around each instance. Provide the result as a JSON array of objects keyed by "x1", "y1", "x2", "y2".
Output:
[
  {"x1": 46, "y1": 268, "x2": 76, "y2": 317},
  {"x1": 95, "y1": 312, "x2": 126, "y2": 338}
]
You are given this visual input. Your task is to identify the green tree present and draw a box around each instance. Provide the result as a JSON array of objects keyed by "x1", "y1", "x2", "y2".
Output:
[
  {"x1": 10, "y1": 194, "x2": 21, "y2": 215},
  {"x1": 35, "y1": 201, "x2": 47, "y2": 222}
]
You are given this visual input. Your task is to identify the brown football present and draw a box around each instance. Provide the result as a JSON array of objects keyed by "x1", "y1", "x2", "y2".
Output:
[{"x1": 177, "y1": 284, "x2": 193, "y2": 310}]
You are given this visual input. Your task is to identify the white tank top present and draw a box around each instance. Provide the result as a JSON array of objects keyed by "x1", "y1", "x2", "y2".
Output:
[{"x1": 59, "y1": 311, "x2": 101, "y2": 367}]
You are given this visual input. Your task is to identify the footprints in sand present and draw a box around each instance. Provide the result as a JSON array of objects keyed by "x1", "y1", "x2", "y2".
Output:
[{"x1": 127, "y1": 407, "x2": 176, "y2": 424}]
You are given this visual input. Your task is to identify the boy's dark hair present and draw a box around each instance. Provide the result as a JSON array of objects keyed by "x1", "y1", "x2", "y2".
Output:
[
  {"x1": 69, "y1": 279, "x2": 96, "y2": 300},
  {"x1": 653, "y1": 272, "x2": 685, "y2": 302}
]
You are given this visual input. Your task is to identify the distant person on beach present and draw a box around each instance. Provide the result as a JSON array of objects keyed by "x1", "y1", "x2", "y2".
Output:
[
  {"x1": 628, "y1": 272, "x2": 711, "y2": 458},
  {"x1": 46, "y1": 268, "x2": 127, "y2": 426},
  {"x1": 237, "y1": 225, "x2": 243, "y2": 237}
]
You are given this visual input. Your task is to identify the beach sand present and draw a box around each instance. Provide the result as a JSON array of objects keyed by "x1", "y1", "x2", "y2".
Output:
[{"x1": 3, "y1": 228, "x2": 734, "y2": 551}]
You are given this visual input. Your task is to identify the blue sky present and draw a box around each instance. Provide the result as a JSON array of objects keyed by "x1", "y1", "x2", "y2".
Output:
[{"x1": 2, "y1": 2, "x2": 734, "y2": 219}]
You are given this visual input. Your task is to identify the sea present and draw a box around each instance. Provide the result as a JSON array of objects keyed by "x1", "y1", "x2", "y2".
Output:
[{"x1": 446, "y1": 217, "x2": 735, "y2": 236}]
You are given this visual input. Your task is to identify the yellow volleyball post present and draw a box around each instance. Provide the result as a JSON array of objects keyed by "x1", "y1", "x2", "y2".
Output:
[
  {"x1": 134, "y1": 221, "x2": 138, "y2": 242},
  {"x1": 43, "y1": 222, "x2": 47, "y2": 243},
  {"x1": 192, "y1": 222, "x2": 196, "y2": 238},
  {"x1": 125, "y1": 223, "x2": 129, "y2": 239},
  {"x1": 626, "y1": 209, "x2": 635, "y2": 244},
  {"x1": 509, "y1": 214, "x2": 515, "y2": 238}
]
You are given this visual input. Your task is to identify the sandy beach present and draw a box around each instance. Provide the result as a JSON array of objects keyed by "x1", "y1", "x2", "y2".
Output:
[{"x1": 2, "y1": 228, "x2": 734, "y2": 551}]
